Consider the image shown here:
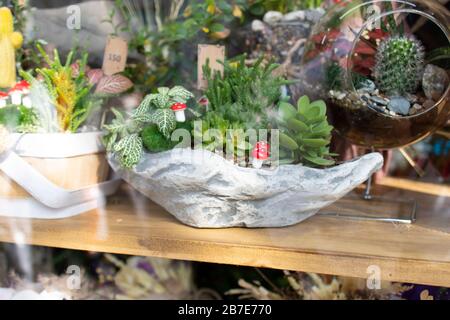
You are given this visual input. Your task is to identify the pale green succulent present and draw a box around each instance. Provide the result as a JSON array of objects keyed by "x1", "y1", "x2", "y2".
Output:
[{"x1": 277, "y1": 96, "x2": 335, "y2": 167}]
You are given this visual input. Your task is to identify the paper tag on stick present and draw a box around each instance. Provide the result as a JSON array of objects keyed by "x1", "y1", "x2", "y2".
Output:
[
  {"x1": 198, "y1": 44, "x2": 225, "y2": 90},
  {"x1": 102, "y1": 36, "x2": 128, "y2": 76}
]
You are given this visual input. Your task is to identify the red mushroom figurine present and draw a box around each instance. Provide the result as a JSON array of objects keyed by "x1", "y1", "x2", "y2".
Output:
[
  {"x1": 252, "y1": 141, "x2": 270, "y2": 169},
  {"x1": 15, "y1": 80, "x2": 31, "y2": 108},
  {"x1": 0, "y1": 92, "x2": 8, "y2": 108},
  {"x1": 14, "y1": 80, "x2": 30, "y2": 92},
  {"x1": 171, "y1": 102, "x2": 187, "y2": 122},
  {"x1": 8, "y1": 86, "x2": 21, "y2": 105},
  {"x1": 8, "y1": 80, "x2": 30, "y2": 106}
]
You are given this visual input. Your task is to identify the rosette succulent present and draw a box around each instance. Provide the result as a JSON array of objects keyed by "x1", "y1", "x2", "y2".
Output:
[{"x1": 277, "y1": 96, "x2": 335, "y2": 167}]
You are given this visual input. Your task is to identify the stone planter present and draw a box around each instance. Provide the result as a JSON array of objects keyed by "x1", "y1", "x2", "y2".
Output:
[{"x1": 108, "y1": 149, "x2": 383, "y2": 228}]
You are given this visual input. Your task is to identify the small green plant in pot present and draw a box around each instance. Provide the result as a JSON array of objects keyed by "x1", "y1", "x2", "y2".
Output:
[
  {"x1": 17, "y1": 45, "x2": 133, "y2": 133},
  {"x1": 0, "y1": 45, "x2": 133, "y2": 219},
  {"x1": 102, "y1": 55, "x2": 385, "y2": 229},
  {"x1": 104, "y1": 56, "x2": 337, "y2": 169}
]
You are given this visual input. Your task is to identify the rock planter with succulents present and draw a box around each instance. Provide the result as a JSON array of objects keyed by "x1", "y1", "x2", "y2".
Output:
[
  {"x1": 104, "y1": 56, "x2": 382, "y2": 228},
  {"x1": 0, "y1": 44, "x2": 132, "y2": 219},
  {"x1": 300, "y1": 0, "x2": 450, "y2": 149}
]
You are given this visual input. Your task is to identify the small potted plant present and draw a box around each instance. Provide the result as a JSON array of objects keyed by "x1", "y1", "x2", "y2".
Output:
[
  {"x1": 104, "y1": 56, "x2": 382, "y2": 228},
  {"x1": 0, "y1": 44, "x2": 132, "y2": 219}
]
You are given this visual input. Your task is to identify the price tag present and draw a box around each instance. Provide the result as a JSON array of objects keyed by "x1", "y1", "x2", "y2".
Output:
[
  {"x1": 102, "y1": 36, "x2": 128, "y2": 76},
  {"x1": 198, "y1": 44, "x2": 225, "y2": 90}
]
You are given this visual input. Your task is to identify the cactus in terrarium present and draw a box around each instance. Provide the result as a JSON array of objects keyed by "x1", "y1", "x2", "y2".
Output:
[
  {"x1": 277, "y1": 96, "x2": 335, "y2": 167},
  {"x1": 373, "y1": 35, "x2": 425, "y2": 95}
]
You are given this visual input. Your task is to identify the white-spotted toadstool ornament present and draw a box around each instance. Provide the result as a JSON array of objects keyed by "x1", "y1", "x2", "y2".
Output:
[
  {"x1": 15, "y1": 80, "x2": 31, "y2": 107},
  {"x1": 8, "y1": 86, "x2": 21, "y2": 105},
  {"x1": 0, "y1": 92, "x2": 8, "y2": 107},
  {"x1": 252, "y1": 141, "x2": 270, "y2": 169},
  {"x1": 171, "y1": 102, "x2": 187, "y2": 122},
  {"x1": 8, "y1": 80, "x2": 29, "y2": 105}
]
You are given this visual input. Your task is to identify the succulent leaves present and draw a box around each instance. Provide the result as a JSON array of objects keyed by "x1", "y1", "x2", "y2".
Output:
[
  {"x1": 203, "y1": 55, "x2": 291, "y2": 130},
  {"x1": 373, "y1": 36, "x2": 425, "y2": 95},
  {"x1": 278, "y1": 96, "x2": 335, "y2": 167}
]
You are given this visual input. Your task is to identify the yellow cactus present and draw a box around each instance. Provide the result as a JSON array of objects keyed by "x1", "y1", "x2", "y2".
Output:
[{"x1": 0, "y1": 7, "x2": 23, "y2": 88}]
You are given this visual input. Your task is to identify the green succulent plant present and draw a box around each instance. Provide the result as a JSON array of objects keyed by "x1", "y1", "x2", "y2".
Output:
[
  {"x1": 193, "y1": 114, "x2": 250, "y2": 156},
  {"x1": 373, "y1": 35, "x2": 425, "y2": 95},
  {"x1": 203, "y1": 55, "x2": 292, "y2": 131},
  {"x1": 278, "y1": 96, "x2": 335, "y2": 167}
]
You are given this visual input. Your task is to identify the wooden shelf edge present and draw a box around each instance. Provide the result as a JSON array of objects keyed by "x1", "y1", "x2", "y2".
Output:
[
  {"x1": 0, "y1": 176, "x2": 448, "y2": 287},
  {"x1": 1, "y1": 235, "x2": 449, "y2": 287}
]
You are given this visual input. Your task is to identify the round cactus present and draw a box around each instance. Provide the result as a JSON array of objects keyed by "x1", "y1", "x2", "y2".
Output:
[{"x1": 373, "y1": 36, "x2": 425, "y2": 95}]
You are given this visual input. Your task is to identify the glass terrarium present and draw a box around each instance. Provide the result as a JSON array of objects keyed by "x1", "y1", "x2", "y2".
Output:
[
  {"x1": 297, "y1": 0, "x2": 450, "y2": 223},
  {"x1": 299, "y1": 0, "x2": 450, "y2": 150}
]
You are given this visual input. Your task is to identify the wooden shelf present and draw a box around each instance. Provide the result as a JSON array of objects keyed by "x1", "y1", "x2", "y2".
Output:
[{"x1": 0, "y1": 177, "x2": 449, "y2": 287}]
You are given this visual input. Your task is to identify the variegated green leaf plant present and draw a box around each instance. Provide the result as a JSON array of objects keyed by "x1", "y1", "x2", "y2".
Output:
[{"x1": 103, "y1": 86, "x2": 194, "y2": 168}]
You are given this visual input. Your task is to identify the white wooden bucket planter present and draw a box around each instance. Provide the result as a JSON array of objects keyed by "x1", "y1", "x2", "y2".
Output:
[{"x1": 0, "y1": 132, "x2": 121, "y2": 219}]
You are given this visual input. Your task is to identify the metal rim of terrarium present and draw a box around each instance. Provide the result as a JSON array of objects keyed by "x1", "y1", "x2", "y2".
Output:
[{"x1": 346, "y1": 8, "x2": 450, "y2": 119}]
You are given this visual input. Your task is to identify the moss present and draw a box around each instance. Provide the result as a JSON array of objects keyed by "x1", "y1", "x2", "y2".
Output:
[
  {"x1": 141, "y1": 124, "x2": 175, "y2": 153},
  {"x1": 176, "y1": 121, "x2": 192, "y2": 132},
  {"x1": 0, "y1": 105, "x2": 37, "y2": 131}
]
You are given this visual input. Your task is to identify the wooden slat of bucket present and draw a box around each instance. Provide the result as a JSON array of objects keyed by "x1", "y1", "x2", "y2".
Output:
[{"x1": 0, "y1": 153, "x2": 110, "y2": 199}]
